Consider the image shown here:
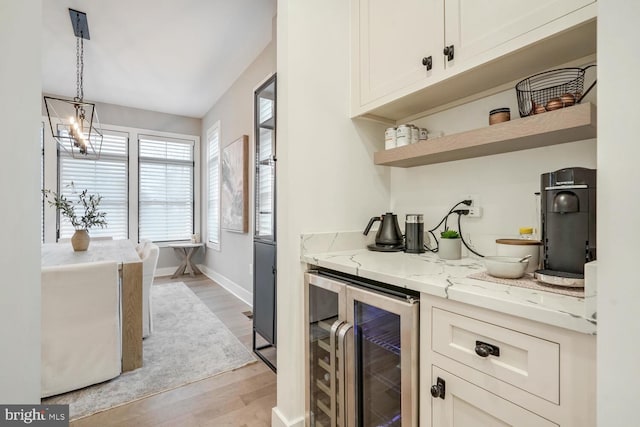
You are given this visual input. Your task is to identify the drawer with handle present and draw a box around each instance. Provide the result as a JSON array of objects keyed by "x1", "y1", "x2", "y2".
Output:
[{"x1": 432, "y1": 307, "x2": 560, "y2": 404}]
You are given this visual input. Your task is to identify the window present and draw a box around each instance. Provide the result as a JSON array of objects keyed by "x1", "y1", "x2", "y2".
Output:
[
  {"x1": 58, "y1": 130, "x2": 129, "y2": 240},
  {"x1": 138, "y1": 135, "x2": 194, "y2": 242},
  {"x1": 40, "y1": 123, "x2": 44, "y2": 243},
  {"x1": 207, "y1": 123, "x2": 221, "y2": 247}
]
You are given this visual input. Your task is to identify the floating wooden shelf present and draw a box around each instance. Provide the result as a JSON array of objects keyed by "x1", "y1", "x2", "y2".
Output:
[{"x1": 374, "y1": 102, "x2": 596, "y2": 168}]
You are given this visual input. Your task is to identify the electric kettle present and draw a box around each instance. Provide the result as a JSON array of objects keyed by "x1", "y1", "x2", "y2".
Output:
[{"x1": 363, "y1": 212, "x2": 404, "y2": 252}]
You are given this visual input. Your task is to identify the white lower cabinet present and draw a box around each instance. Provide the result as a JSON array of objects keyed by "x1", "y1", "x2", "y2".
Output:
[
  {"x1": 430, "y1": 366, "x2": 557, "y2": 427},
  {"x1": 421, "y1": 297, "x2": 596, "y2": 427}
]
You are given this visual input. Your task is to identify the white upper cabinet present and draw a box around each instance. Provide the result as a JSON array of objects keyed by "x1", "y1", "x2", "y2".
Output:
[
  {"x1": 351, "y1": 0, "x2": 596, "y2": 121},
  {"x1": 354, "y1": 0, "x2": 443, "y2": 108},
  {"x1": 444, "y1": 0, "x2": 595, "y2": 71}
]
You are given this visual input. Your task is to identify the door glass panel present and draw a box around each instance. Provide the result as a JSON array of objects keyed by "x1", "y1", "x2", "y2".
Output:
[
  {"x1": 309, "y1": 284, "x2": 340, "y2": 427},
  {"x1": 355, "y1": 301, "x2": 401, "y2": 427},
  {"x1": 254, "y1": 77, "x2": 276, "y2": 241}
]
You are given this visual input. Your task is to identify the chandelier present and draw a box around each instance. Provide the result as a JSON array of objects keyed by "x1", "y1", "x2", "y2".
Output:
[{"x1": 44, "y1": 9, "x2": 102, "y2": 160}]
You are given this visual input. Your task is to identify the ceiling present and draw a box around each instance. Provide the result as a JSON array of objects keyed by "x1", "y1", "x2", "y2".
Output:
[{"x1": 42, "y1": 0, "x2": 277, "y2": 118}]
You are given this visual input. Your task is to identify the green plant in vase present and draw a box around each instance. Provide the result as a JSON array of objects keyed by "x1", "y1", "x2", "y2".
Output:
[
  {"x1": 439, "y1": 228, "x2": 461, "y2": 260},
  {"x1": 440, "y1": 229, "x2": 460, "y2": 239},
  {"x1": 43, "y1": 183, "x2": 107, "y2": 251}
]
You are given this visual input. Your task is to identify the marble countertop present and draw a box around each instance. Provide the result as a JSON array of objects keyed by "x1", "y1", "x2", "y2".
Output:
[{"x1": 302, "y1": 247, "x2": 596, "y2": 335}]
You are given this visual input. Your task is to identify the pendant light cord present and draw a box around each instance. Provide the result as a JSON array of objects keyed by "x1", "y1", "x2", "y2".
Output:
[{"x1": 75, "y1": 14, "x2": 84, "y2": 102}]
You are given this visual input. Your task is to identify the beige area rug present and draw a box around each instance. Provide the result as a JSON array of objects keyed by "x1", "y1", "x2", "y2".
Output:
[{"x1": 43, "y1": 282, "x2": 256, "y2": 420}]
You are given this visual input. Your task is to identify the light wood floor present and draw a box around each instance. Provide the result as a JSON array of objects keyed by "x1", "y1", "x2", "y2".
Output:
[{"x1": 71, "y1": 275, "x2": 276, "y2": 427}]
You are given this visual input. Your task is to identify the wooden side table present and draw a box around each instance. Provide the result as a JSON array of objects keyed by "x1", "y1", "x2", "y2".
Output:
[{"x1": 170, "y1": 243, "x2": 204, "y2": 279}]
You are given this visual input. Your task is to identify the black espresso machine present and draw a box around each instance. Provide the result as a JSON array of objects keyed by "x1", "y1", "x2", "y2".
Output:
[{"x1": 535, "y1": 167, "x2": 596, "y2": 287}]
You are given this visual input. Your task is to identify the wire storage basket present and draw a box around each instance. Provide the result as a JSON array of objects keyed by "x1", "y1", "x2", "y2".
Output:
[{"x1": 515, "y1": 65, "x2": 596, "y2": 117}]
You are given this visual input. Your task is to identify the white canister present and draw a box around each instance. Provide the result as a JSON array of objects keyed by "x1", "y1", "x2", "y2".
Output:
[
  {"x1": 410, "y1": 125, "x2": 419, "y2": 144},
  {"x1": 495, "y1": 239, "x2": 542, "y2": 273},
  {"x1": 384, "y1": 127, "x2": 397, "y2": 150},
  {"x1": 396, "y1": 125, "x2": 411, "y2": 147}
]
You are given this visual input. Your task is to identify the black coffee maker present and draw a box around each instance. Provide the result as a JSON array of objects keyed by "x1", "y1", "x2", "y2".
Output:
[{"x1": 535, "y1": 167, "x2": 596, "y2": 286}]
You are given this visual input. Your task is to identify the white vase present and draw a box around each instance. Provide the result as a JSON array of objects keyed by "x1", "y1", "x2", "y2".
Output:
[{"x1": 438, "y1": 238, "x2": 461, "y2": 260}]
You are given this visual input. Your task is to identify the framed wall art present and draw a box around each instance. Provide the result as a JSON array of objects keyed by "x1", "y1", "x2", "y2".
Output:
[{"x1": 221, "y1": 135, "x2": 249, "y2": 233}]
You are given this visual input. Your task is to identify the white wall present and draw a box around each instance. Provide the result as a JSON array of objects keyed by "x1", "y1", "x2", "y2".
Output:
[
  {"x1": 0, "y1": 0, "x2": 42, "y2": 402},
  {"x1": 597, "y1": 2, "x2": 640, "y2": 425},
  {"x1": 274, "y1": 1, "x2": 390, "y2": 425},
  {"x1": 200, "y1": 23, "x2": 276, "y2": 301},
  {"x1": 392, "y1": 87, "x2": 597, "y2": 257}
]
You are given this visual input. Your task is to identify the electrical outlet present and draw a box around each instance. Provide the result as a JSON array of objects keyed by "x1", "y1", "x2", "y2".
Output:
[
  {"x1": 460, "y1": 194, "x2": 481, "y2": 217},
  {"x1": 461, "y1": 194, "x2": 480, "y2": 207},
  {"x1": 249, "y1": 263, "x2": 253, "y2": 275},
  {"x1": 467, "y1": 207, "x2": 482, "y2": 217}
]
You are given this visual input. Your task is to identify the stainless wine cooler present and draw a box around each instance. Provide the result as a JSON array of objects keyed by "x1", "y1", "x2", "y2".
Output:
[{"x1": 305, "y1": 270, "x2": 419, "y2": 427}]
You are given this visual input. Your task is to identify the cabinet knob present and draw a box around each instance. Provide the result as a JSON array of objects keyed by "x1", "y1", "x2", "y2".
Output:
[
  {"x1": 474, "y1": 341, "x2": 500, "y2": 358},
  {"x1": 443, "y1": 45, "x2": 454, "y2": 61},
  {"x1": 430, "y1": 377, "x2": 446, "y2": 399},
  {"x1": 422, "y1": 56, "x2": 433, "y2": 71}
]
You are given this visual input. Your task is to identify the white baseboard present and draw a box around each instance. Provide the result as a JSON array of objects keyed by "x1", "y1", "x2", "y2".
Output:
[
  {"x1": 272, "y1": 407, "x2": 305, "y2": 427},
  {"x1": 198, "y1": 264, "x2": 253, "y2": 307}
]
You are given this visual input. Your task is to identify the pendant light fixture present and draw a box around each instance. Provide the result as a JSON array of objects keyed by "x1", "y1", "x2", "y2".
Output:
[{"x1": 44, "y1": 9, "x2": 103, "y2": 160}]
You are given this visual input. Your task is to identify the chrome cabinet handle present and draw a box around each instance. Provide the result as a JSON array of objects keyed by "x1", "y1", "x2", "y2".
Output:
[
  {"x1": 337, "y1": 323, "x2": 353, "y2": 427},
  {"x1": 329, "y1": 320, "x2": 344, "y2": 427}
]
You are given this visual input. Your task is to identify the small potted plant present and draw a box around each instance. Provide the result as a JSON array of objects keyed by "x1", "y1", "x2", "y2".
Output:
[
  {"x1": 438, "y1": 229, "x2": 461, "y2": 260},
  {"x1": 43, "y1": 184, "x2": 107, "y2": 251}
]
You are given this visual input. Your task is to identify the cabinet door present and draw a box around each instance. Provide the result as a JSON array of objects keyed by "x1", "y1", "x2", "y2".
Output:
[
  {"x1": 430, "y1": 366, "x2": 558, "y2": 427},
  {"x1": 345, "y1": 286, "x2": 419, "y2": 427},
  {"x1": 443, "y1": 0, "x2": 595, "y2": 71},
  {"x1": 254, "y1": 240, "x2": 276, "y2": 344},
  {"x1": 354, "y1": 0, "x2": 443, "y2": 108},
  {"x1": 305, "y1": 273, "x2": 348, "y2": 427}
]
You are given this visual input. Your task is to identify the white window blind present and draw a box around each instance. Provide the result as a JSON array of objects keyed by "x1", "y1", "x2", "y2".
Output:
[
  {"x1": 139, "y1": 135, "x2": 194, "y2": 242},
  {"x1": 58, "y1": 130, "x2": 129, "y2": 240},
  {"x1": 207, "y1": 124, "x2": 220, "y2": 246}
]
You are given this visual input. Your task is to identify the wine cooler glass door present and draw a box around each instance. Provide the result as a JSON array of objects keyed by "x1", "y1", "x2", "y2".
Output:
[
  {"x1": 305, "y1": 273, "x2": 347, "y2": 427},
  {"x1": 346, "y1": 286, "x2": 418, "y2": 427}
]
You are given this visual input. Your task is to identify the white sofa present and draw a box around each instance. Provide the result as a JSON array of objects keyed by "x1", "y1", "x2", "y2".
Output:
[
  {"x1": 138, "y1": 241, "x2": 160, "y2": 338},
  {"x1": 41, "y1": 261, "x2": 121, "y2": 398}
]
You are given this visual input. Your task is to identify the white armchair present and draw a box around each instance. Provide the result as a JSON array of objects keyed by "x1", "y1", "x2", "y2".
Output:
[
  {"x1": 41, "y1": 261, "x2": 121, "y2": 398},
  {"x1": 140, "y1": 243, "x2": 160, "y2": 338}
]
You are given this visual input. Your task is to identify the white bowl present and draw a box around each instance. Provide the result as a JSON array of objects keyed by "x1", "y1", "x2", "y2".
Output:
[
  {"x1": 496, "y1": 239, "x2": 541, "y2": 273},
  {"x1": 484, "y1": 256, "x2": 529, "y2": 279}
]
